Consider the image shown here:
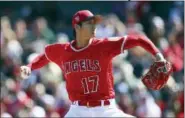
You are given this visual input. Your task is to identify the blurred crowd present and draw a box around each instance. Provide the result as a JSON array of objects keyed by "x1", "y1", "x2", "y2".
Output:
[{"x1": 0, "y1": 1, "x2": 184, "y2": 118}]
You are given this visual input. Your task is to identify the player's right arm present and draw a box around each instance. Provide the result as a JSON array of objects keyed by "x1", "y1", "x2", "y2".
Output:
[
  {"x1": 20, "y1": 43, "x2": 63, "y2": 79},
  {"x1": 20, "y1": 53, "x2": 50, "y2": 79}
]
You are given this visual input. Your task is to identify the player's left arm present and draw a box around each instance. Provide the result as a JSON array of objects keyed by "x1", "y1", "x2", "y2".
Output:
[
  {"x1": 112, "y1": 35, "x2": 172, "y2": 90},
  {"x1": 106, "y1": 34, "x2": 165, "y2": 61},
  {"x1": 123, "y1": 34, "x2": 165, "y2": 61},
  {"x1": 123, "y1": 35, "x2": 173, "y2": 90},
  {"x1": 106, "y1": 35, "x2": 172, "y2": 90}
]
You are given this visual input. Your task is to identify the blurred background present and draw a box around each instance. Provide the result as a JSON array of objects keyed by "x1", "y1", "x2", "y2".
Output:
[{"x1": 0, "y1": 1, "x2": 184, "y2": 118}]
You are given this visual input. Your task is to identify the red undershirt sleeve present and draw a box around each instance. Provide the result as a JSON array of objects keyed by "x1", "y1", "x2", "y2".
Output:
[
  {"x1": 123, "y1": 35, "x2": 160, "y2": 56},
  {"x1": 103, "y1": 34, "x2": 159, "y2": 58},
  {"x1": 27, "y1": 53, "x2": 50, "y2": 71},
  {"x1": 26, "y1": 43, "x2": 63, "y2": 71}
]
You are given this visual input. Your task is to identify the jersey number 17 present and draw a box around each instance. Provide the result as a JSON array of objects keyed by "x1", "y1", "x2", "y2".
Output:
[{"x1": 81, "y1": 75, "x2": 99, "y2": 94}]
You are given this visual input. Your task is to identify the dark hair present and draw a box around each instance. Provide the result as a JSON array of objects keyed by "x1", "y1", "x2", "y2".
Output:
[{"x1": 73, "y1": 29, "x2": 76, "y2": 38}]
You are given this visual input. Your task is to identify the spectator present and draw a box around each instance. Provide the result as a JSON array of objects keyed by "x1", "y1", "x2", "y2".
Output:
[
  {"x1": 34, "y1": 17, "x2": 56, "y2": 44},
  {"x1": 163, "y1": 31, "x2": 184, "y2": 82},
  {"x1": 29, "y1": 105, "x2": 46, "y2": 117},
  {"x1": 149, "y1": 16, "x2": 169, "y2": 51}
]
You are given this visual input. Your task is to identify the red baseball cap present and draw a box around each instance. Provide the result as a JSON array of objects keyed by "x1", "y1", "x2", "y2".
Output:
[{"x1": 72, "y1": 10, "x2": 103, "y2": 28}]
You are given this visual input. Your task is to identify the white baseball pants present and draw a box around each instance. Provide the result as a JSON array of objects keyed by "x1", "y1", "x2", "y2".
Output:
[{"x1": 64, "y1": 99, "x2": 135, "y2": 117}]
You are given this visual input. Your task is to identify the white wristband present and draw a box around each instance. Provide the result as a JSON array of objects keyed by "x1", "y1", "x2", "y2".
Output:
[{"x1": 155, "y1": 53, "x2": 165, "y2": 62}]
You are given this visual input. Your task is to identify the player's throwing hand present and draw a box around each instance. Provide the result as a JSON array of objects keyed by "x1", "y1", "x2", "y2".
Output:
[{"x1": 20, "y1": 66, "x2": 31, "y2": 79}]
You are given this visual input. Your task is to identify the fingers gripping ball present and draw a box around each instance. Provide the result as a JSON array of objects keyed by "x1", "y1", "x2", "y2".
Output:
[
  {"x1": 20, "y1": 66, "x2": 31, "y2": 79},
  {"x1": 141, "y1": 61, "x2": 173, "y2": 90}
]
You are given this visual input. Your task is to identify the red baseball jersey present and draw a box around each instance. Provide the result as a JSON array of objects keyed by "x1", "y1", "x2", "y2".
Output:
[{"x1": 45, "y1": 36, "x2": 127, "y2": 102}]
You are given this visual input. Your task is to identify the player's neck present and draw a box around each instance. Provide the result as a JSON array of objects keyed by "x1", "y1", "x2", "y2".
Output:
[{"x1": 76, "y1": 36, "x2": 93, "y2": 48}]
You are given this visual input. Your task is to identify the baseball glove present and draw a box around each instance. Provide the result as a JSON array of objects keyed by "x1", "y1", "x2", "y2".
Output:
[{"x1": 141, "y1": 61, "x2": 173, "y2": 90}]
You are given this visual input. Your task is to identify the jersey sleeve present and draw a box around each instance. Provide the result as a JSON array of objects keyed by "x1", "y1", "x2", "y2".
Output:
[
  {"x1": 45, "y1": 43, "x2": 63, "y2": 63},
  {"x1": 27, "y1": 53, "x2": 50, "y2": 70},
  {"x1": 102, "y1": 35, "x2": 128, "y2": 58}
]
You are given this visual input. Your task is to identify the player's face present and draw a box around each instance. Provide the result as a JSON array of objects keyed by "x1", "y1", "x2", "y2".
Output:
[{"x1": 80, "y1": 19, "x2": 96, "y2": 37}]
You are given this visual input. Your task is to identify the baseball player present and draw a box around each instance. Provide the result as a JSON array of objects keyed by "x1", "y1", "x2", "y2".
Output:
[{"x1": 20, "y1": 10, "x2": 172, "y2": 117}]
